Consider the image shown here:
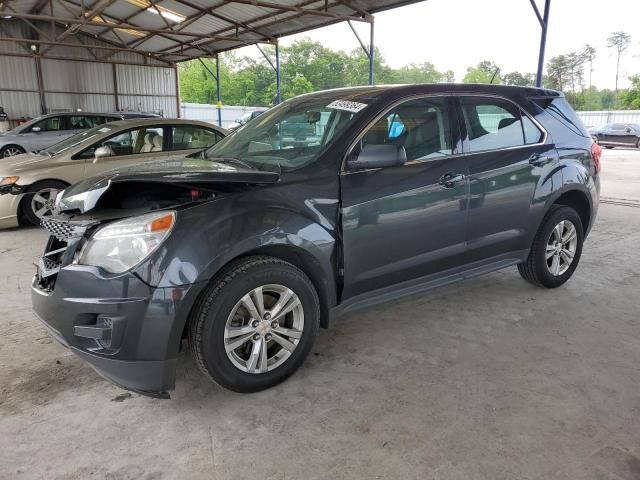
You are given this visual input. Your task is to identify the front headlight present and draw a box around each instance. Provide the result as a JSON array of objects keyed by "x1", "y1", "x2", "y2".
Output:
[
  {"x1": 0, "y1": 176, "x2": 19, "y2": 185},
  {"x1": 78, "y1": 211, "x2": 175, "y2": 274}
]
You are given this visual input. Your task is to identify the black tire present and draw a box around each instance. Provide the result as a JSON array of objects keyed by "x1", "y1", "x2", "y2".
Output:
[
  {"x1": 189, "y1": 255, "x2": 320, "y2": 393},
  {"x1": 0, "y1": 144, "x2": 25, "y2": 158},
  {"x1": 20, "y1": 180, "x2": 67, "y2": 226},
  {"x1": 518, "y1": 205, "x2": 584, "y2": 288}
]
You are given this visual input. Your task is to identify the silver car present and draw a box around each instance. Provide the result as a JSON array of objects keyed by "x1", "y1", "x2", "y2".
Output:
[
  {"x1": 0, "y1": 118, "x2": 226, "y2": 227},
  {"x1": 0, "y1": 112, "x2": 158, "y2": 158}
]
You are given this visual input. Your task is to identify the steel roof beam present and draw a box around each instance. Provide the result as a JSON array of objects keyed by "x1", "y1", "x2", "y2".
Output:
[{"x1": 225, "y1": 0, "x2": 369, "y2": 22}]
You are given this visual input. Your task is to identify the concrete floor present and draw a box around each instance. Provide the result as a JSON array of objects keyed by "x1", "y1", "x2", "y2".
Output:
[{"x1": 1, "y1": 150, "x2": 639, "y2": 480}]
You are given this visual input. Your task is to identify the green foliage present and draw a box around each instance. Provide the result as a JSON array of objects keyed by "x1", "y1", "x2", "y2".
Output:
[
  {"x1": 178, "y1": 37, "x2": 638, "y2": 112},
  {"x1": 179, "y1": 38, "x2": 458, "y2": 106},
  {"x1": 620, "y1": 75, "x2": 640, "y2": 109},
  {"x1": 502, "y1": 72, "x2": 535, "y2": 86},
  {"x1": 462, "y1": 61, "x2": 501, "y2": 84}
]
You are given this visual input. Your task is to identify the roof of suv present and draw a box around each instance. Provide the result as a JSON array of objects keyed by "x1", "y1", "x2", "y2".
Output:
[{"x1": 293, "y1": 83, "x2": 563, "y2": 104}]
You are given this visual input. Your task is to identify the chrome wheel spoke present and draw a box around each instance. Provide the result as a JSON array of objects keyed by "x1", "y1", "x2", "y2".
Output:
[
  {"x1": 545, "y1": 244, "x2": 556, "y2": 259},
  {"x1": 33, "y1": 194, "x2": 47, "y2": 204},
  {"x1": 226, "y1": 325, "x2": 256, "y2": 339},
  {"x1": 273, "y1": 326, "x2": 302, "y2": 339},
  {"x1": 246, "y1": 338, "x2": 264, "y2": 373},
  {"x1": 225, "y1": 332, "x2": 254, "y2": 352},
  {"x1": 550, "y1": 253, "x2": 561, "y2": 275},
  {"x1": 249, "y1": 286, "x2": 265, "y2": 317},
  {"x1": 272, "y1": 296, "x2": 302, "y2": 322},
  {"x1": 271, "y1": 332, "x2": 296, "y2": 352},
  {"x1": 269, "y1": 288, "x2": 294, "y2": 319},
  {"x1": 35, "y1": 206, "x2": 48, "y2": 216},
  {"x1": 562, "y1": 224, "x2": 576, "y2": 243},
  {"x1": 240, "y1": 292, "x2": 262, "y2": 321},
  {"x1": 560, "y1": 249, "x2": 574, "y2": 263},
  {"x1": 554, "y1": 221, "x2": 564, "y2": 242}
]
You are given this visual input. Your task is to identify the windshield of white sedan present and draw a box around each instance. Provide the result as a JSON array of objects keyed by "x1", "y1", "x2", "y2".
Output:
[{"x1": 204, "y1": 96, "x2": 367, "y2": 171}]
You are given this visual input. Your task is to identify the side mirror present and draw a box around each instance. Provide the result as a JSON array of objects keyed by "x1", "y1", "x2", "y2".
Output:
[
  {"x1": 93, "y1": 145, "x2": 114, "y2": 164},
  {"x1": 31, "y1": 126, "x2": 41, "y2": 133},
  {"x1": 347, "y1": 144, "x2": 407, "y2": 170}
]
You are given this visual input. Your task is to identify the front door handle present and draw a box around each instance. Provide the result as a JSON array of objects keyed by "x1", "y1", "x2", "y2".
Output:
[{"x1": 438, "y1": 172, "x2": 466, "y2": 188}]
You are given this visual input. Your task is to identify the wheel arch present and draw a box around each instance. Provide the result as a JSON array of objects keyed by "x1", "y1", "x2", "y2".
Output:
[{"x1": 551, "y1": 189, "x2": 591, "y2": 234}]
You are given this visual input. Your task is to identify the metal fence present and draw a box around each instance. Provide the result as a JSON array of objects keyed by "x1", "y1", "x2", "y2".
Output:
[
  {"x1": 576, "y1": 110, "x2": 640, "y2": 128},
  {"x1": 180, "y1": 103, "x2": 266, "y2": 129}
]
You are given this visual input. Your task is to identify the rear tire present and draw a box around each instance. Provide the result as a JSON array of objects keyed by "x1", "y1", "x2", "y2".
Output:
[
  {"x1": 20, "y1": 180, "x2": 67, "y2": 226},
  {"x1": 518, "y1": 205, "x2": 584, "y2": 288},
  {"x1": 0, "y1": 145, "x2": 25, "y2": 158},
  {"x1": 189, "y1": 256, "x2": 320, "y2": 393}
]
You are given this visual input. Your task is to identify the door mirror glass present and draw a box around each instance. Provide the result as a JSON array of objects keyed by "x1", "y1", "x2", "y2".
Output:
[
  {"x1": 348, "y1": 144, "x2": 407, "y2": 170},
  {"x1": 31, "y1": 126, "x2": 41, "y2": 133},
  {"x1": 93, "y1": 145, "x2": 114, "y2": 163}
]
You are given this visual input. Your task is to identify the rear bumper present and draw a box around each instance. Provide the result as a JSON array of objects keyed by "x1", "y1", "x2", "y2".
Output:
[{"x1": 31, "y1": 265, "x2": 202, "y2": 398}]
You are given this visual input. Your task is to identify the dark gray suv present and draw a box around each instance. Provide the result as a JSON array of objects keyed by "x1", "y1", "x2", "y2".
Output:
[{"x1": 31, "y1": 84, "x2": 600, "y2": 397}]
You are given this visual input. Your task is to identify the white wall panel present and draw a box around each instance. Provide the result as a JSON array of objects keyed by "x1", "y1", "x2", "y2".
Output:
[
  {"x1": 0, "y1": 91, "x2": 41, "y2": 118},
  {"x1": 118, "y1": 95, "x2": 176, "y2": 117},
  {"x1": 116, "y1": 65, "x2": 177, "y2": 96},
  {"x1": 45, "y1": 93, "x2": 117, "y2": 114},
  {"x1": 42, "y1": 60, "x2": 114, "y2": 94},
  {"x1": 0, "y1": 55, "x2": 38, "y2": 90}
]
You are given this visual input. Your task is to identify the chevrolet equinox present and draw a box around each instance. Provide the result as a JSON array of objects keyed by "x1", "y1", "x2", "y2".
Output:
[{"x1": 30, "y1": 84, "x2": 601, "y2": 397}]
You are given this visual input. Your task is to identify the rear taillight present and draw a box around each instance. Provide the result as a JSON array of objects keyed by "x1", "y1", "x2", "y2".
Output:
[{"x1": 591, "y1": 142, "x2": 602, "y2": 173}]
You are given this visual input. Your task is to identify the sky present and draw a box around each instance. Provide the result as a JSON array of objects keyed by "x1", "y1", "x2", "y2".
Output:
[{"x1": 232, "y1": 0, "x2": 640, "y2": 90}]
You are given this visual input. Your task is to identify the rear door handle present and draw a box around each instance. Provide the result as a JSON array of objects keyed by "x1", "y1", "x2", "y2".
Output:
[{"x1": 438, "y1": 172, "x2": 466, "y2": 188}]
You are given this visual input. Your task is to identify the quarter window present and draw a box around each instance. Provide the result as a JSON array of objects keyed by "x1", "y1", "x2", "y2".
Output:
[
  {"x1": 80, "y1": 126, "x2": 164, "y2": 158},
  {"x1": 359, "y1": 97, "x2": 453, "y2": 163},
  {"x1": 460, "y1": 97, "x2": 543, "y2": 152}
]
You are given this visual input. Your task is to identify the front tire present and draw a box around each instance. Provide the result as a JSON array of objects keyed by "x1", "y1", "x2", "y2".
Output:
[
  {"x1": 518, "y1": 205, "x2": 584, "y2": 288},
  {"x1": 20, "y1": 180, "x2": 67, "y2": 226},
  {"x1": 189, "y1": 256, "x2": 320, "y2": 393}
]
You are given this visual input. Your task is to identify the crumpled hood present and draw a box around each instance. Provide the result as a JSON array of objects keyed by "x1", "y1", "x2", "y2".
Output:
[{"x1": 57, "y1": 156, "x2": 279, "y2": 214}]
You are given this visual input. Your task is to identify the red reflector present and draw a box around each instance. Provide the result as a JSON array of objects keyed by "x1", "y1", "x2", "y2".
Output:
[{"x1": 591, "y1": 142, "x2": 602, "y2": 173}]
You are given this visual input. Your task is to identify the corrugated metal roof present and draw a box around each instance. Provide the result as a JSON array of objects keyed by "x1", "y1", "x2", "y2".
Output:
[{"x1": 0, "y1": 1, "x2": 427, "y2": 63}]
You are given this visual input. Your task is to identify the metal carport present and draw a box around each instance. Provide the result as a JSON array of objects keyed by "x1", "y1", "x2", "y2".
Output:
[{"x1": 0, "y1": 0, "x2": 552, "y2": 125}]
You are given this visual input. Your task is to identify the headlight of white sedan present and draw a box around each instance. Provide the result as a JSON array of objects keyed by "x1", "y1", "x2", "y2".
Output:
[{"x1": 78, "y1": 211, "x2": 175, "y2": 274}]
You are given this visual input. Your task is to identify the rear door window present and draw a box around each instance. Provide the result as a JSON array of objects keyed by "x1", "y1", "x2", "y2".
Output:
[{"x1": 460, "y1": 97, "x2": 543, "y2": 152}]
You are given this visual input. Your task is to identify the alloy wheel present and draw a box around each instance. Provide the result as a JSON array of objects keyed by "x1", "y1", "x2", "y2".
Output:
[
  {"x1": 2, "y1": 147, "x2": 23, "y2": 157},
  {"x1": 224, "y1": 284, "x2": 304, "y2": 374},
  {"x1": 30, "y1": 188, "x2": 60, "y2": 219},
  {"x1": 546, "y1": 220, "x2": 578, "y2": 276}
]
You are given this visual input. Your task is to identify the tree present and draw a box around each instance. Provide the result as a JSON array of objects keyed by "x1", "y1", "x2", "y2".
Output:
[
  {"x1": 546, "y1": 55, "x2": 570, "y2": 91},
  {"x1": 502, "y1": 71, "x2": 535, "y2": 86},
  {"x1": 462, "y1": 61, "x2": 501, "y2": 84},
  {"x1": 442, "y1": 70, "x2": 455, "y2": 83},
  {"x1": 582, "y1": 44, "x2": 596, "y2": 88},
  {"x1": 606, "y1": 31, "x2": 632, "y2": 100},
  {"x1": 620, "y1": 75, "x2": 640, "y2": 109}
]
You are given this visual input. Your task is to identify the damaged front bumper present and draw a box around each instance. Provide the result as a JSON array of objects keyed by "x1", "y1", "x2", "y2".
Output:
[{"x1": 31, "y1": 215, "x2": 200, "y2": 398}]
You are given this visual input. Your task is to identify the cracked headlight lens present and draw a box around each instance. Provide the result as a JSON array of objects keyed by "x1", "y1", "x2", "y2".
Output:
[{"x1": 78, "y1": 211, "x2": 175, "y2": 273}]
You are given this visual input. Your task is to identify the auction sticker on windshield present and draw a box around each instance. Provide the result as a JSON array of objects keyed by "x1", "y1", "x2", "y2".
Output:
[{"x1": 326, "y1": 100, "x2": 367, "y2": 113}]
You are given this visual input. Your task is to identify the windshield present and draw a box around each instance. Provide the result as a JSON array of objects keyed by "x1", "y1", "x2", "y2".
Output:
[
  {"x1": 204, "y1": 94, "x2": 368, "y2": 171},
  {"x1": 41, "y1": 124, "x2": 115, "y2": 156}
]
